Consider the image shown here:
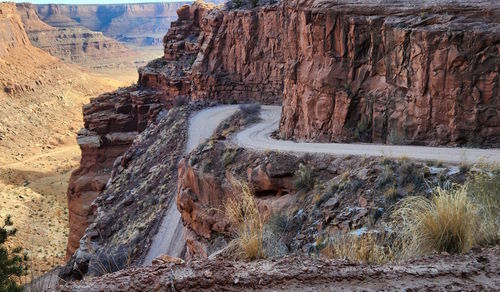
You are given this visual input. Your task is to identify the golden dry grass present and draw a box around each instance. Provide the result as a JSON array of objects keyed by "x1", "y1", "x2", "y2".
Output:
[
  {"x1": 224, "y1": 180, "x2": 265, "y2": 260},
  {"x1": 393, "y1": 186, "x2": 479, "y2": 257},
  {"x1": 321, "y1": 232, "x2": 394, "y2": 265}
]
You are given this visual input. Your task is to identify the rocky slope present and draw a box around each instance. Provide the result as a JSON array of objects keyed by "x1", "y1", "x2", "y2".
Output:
[
  {"x1": 16, "y1": 3, "x2": 135, "y2": 70},
  {"x1": 62, "y1": 0, "x2": 500, "y2": 282},
  {"x1": 62, "y1": 246, "x2": 500, "y2": 291}
]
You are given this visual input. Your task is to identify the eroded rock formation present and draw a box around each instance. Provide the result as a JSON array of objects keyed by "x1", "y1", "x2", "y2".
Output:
[
  {"x1": 65, "y1": 0, "x2": 500, "y2": 279},
  {"x1": 279, "y1": 0, "x2": 500, "y2": 147},
  {"x1": 35, "y1": 2, "x2": 191, "y2": 47},
  {"x1": 16, "y1": 3, "x2": 134, "y2": 69}
]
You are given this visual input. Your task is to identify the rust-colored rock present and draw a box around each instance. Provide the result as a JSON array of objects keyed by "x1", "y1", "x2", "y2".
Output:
[
  {"x1": 279, "y1": 0, "x2": 500, "y2": 147},
  {"x1": 66, "y1": 87, "x2": 167, "y2": 258}
]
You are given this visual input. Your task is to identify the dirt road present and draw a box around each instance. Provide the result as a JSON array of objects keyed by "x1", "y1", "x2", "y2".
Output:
[
  {"x1": 142, "y1": 105, "x2": 240, "y2": 265},
  {"x1": 234, "y1": 106, "x2": 500, "y2": 164}
]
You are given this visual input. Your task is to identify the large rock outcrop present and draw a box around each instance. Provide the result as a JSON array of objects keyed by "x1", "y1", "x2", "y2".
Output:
[
  {"x1": 279, "y1": 0, "x2": 500, "y2": 147},
  {"x1": 65, "y1": 87, "x2": 170, "y2": 257},
  {"x1": 65, "y1": 0, "x2": 500, "y2": 279}
]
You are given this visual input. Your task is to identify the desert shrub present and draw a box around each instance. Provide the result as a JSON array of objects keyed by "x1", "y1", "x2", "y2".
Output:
[
  {"x1": 396, "y1": 161, "x2": 424, "y2": 187},
  {"x1": 225, "y1": 181, "x2": 265, "y2": 260},
  {"x1": 392, "y1": 186, "x2": 478, "y2": 257},
  {"x1": 387, "y1": 129, "x2": 405, "y2": 145},
  {"x1": 384, "y1": 185, "x2": 398, "y2": 201},
  {"x1": 88, "y1": 246, "x2": 132, "y2": 276},
  {"x1": 294, "y1": 163, "x2": 314, "y2": 192},
  {"x1": 239, "y1": 104, "x2": 261, "y2": 124},
  {"x1": 321, "y1": 232, "x2": 394, "y2": 264},
  {"x1": 146, "y1": 57, "x2": 167, "y2": 69},
  {"x1": 233, "y1": 0, "x2": 242, "y2": 9},
  {"x1": 0, "y1": 215, "x2": 28, "y2": 292},
  {"x1": 315, "y1": 183, "x2": 339, "y2": 207},
  {"x1": 221, "y1": 148, "x2": 238, "y2": 167},
  {"x1": 250, "y1": 0, "x2": 259, "y2": 8}
]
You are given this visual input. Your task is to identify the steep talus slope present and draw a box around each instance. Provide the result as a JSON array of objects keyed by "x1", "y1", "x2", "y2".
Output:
[{"x1": 16, "y1": 3, "x2": 135, "y2": 70}]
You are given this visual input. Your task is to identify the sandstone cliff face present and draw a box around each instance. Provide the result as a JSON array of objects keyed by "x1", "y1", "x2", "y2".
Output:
[
  {"x1": 279, "y1": 0, "x2": 500, "y2": 147},
  {"x1": 65, "y1": 87, "x2": 170, "y2": 257},
  {"x1": 16, "y1": 3, "x2": 134, "y2": 70}
]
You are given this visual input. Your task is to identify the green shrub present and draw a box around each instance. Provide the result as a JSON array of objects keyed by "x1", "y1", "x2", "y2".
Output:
[{"x1": 0, "y1": 215, "x2": 28, "y2": 292}]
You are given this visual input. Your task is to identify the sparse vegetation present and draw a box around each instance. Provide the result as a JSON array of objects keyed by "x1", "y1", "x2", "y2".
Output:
[
  {"x1": 393, "y1": 186, "x2": 479, "y2": 257},
  {"x1": 294, "y1": 163, "x2": 314, "y2": 192},
  {"x1": 225, "y1": 181, "x2": 265, "y2": 260},
  {"x1": 321, "y1": 232, "x2": 394, "y2": 264},
  {"x1": 467, "y1": 171, "x2": 500, "y2": 245},
  {"x1": 0, "y1": 215, "x2": 28, "y2": 292},
  {"x1": 239, "y1": 104, "x2": 261, "y2": 125},
  {"x1": 221, "y1": 148, "x2": 239, "y2": 167},
  {"x1": 233, "y1": 0, "x2": 242, "y2": 9}
]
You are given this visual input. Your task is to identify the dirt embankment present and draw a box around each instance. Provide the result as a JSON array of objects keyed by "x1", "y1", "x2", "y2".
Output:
[{"x1": 62, "y1": 246, "x2": 500, "y2": 291}]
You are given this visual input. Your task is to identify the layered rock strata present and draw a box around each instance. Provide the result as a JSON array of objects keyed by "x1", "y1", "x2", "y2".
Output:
[
  {"x1": 16, "y1": 3, "x2": 134, "y2": 69},
  {"x1": 35, "y1": 3, "x2": 191, "y2": 47}
]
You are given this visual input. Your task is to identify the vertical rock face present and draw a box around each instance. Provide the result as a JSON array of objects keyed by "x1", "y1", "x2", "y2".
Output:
[
  {"x1": 66, "y1": 88, "x2": 167, "y2": 257},
  {"x1": 279, "y1": 0, "x2": 500, "y2": 147}
]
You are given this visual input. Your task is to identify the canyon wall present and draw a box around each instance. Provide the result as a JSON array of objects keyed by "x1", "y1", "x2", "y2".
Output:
[
  {"x1": 279, "y1": 0, "x2": 500, "y2": 147},
  {"x1": 35, "y1": 2, "x2": 191, "y2": 46},
  {"x1": 0, "y1": 3, "x2": 30, "y2": 57},
  {"x1": 64, "y1": 0, "x2": 500, "y2": 278},
  {"x1": 16, "y1": 3, "x2": 135, "y2": 70}
]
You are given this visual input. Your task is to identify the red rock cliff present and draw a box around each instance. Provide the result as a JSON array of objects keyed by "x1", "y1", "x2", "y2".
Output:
[
  {"x1": 279, "y1": 0, "x2": 500, "y2": 147},
  {"x1": 66, "y1": 0, "x2": 500, "y2": 262}
]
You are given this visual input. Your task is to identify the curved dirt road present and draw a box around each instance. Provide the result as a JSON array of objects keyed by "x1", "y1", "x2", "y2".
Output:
[
  {"x1": 235, "y1": 106, "x2": 500, "y2": 164},
  {"x1": 143, "y1": 105, "x2": 240, "y2": 265},
  {"x1": 144, "y1": 104, "x2": 500, "y2": 265}
]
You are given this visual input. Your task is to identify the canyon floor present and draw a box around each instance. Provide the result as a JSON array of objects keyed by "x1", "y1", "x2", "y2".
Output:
[{"x1": 0, "y1": 51, "x2": 129, "y2": 277}]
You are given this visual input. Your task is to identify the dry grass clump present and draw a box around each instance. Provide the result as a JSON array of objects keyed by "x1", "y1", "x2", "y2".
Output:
[
  {"x1": 294, "y1": 163, "x2": 314, "y2": 192},
  {"x1": 225, "y1": 181, "x2": 265, "y2": 260},
  {"x1": 467, "y1": 172, "x2": 500, "y2": 245},
  {"x1": 321, "y1": 232, "x2": 394, "y2": 265},
  {"x1": 393, "y1": 186, "x2": 480, "y2": 257}
]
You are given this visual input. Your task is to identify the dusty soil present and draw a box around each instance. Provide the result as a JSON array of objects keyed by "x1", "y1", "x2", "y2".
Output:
[
  {"x1": 0, "y1": 44, "x2": 129, "y2": 278},
  {"x1": 62, "y1": 246, "x2": 500, "y2": 291},
  {"x1": 0, "y1": 146, "x2": 80, "y2": 276}
]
